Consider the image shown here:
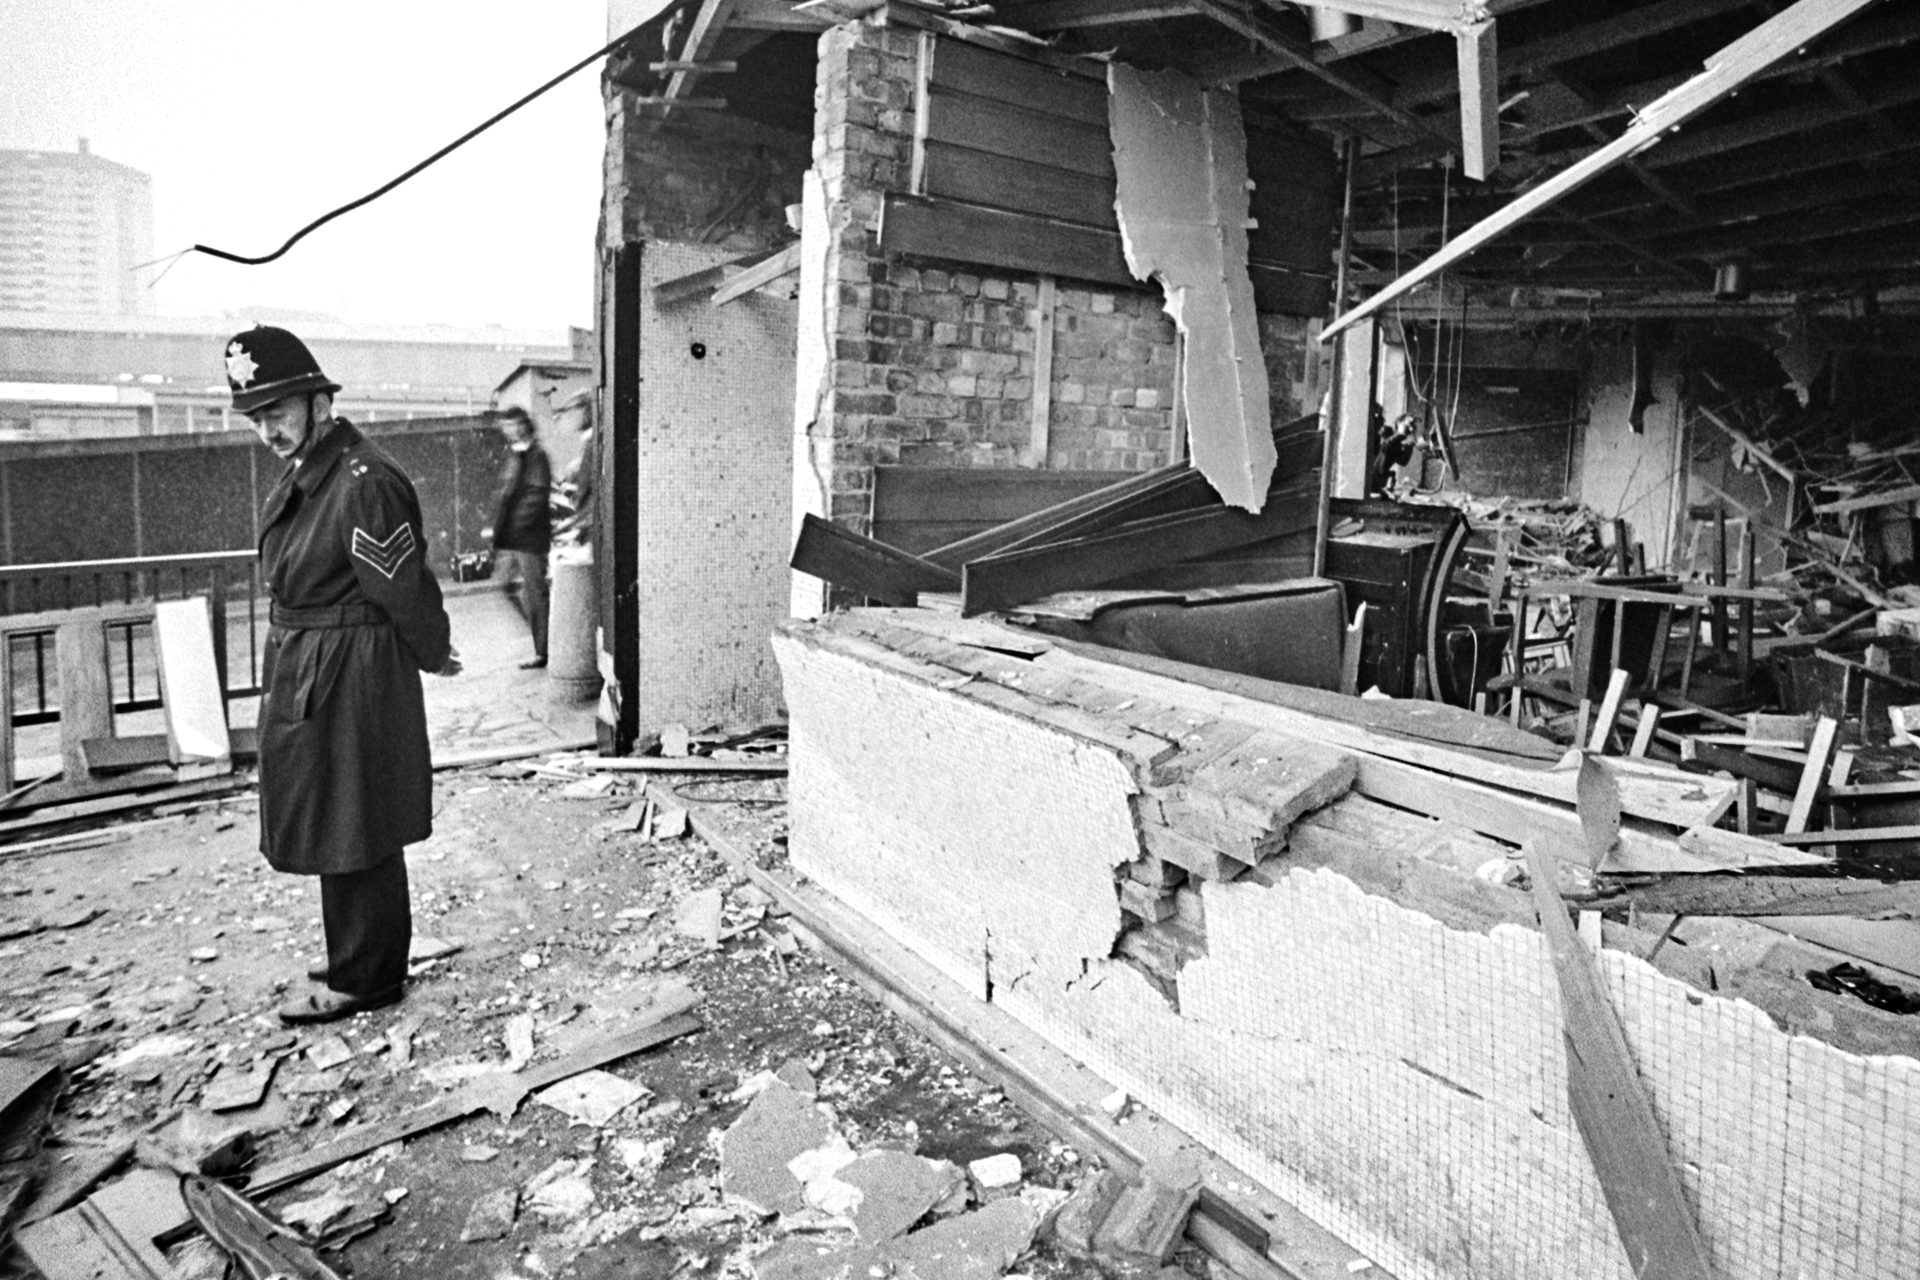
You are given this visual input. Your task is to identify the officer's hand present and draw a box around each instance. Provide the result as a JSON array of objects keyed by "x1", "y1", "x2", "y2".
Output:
[{"x1": 435, "y1": 646, "x2": 463, "y2": 678}]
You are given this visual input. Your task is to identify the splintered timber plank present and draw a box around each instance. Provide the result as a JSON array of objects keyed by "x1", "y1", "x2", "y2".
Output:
[
  {"x1": 961, "y1": 481, "x2": 1318, "y2": 615},
  {"x1": 246, "y1": 1005, "x2": 702, "y2": 1195},
  {"x1": 1581, "y1": 875, "x2": 1920, "y2": 918},
  {"x1": 921, "y1": 413, "x2": 1321, "y2": 571},
  {"x1": 789, "y1": 513, "x2": 962, "y2": 606},
  {"x1": 1525, "y1": 842, "x2": 1715, "y2": 1280},
  {"x1": 1034, "y1": 640, "x2": 1752, "y2": 836}
]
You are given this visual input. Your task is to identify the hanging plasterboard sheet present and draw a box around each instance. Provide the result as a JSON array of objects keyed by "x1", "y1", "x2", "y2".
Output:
[{"x1": 1107, "y1": 63, "x2": 1275, "y2": 514}]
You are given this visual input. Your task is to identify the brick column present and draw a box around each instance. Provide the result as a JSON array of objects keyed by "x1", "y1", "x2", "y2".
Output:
[{"x1": 809, "y1": 20, "x2": 923, "y2": 535}]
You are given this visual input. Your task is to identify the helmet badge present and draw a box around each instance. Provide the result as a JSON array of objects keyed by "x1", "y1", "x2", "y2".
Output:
[{"x1": 225, "y1": 341, "x2": 259, "y2": 388}]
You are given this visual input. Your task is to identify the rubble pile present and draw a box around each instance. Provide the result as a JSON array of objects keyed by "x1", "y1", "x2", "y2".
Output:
[{"x1": 0, "y1": 746, "x2": 1204, "y2": 1280}]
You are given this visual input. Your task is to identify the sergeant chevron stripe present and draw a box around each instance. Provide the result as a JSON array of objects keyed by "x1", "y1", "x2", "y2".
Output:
[{"x1": 351, "y1": 524, "x2": 418, "y2": 579}]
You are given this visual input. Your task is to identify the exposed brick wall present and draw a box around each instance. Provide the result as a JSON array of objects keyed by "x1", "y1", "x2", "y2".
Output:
[
  {"x1": 1260, "y1": 312, "x2": 1328, "y2": 424},
  {"x1": 810, "y1": 21, "x2": 1329, "y2": 532},
  {"x1": 604, "y1": 88, "x2": 809, "y2": 250},
  {"x1": 811, "y1": 23, "x2": 1180, "y2": 531}
]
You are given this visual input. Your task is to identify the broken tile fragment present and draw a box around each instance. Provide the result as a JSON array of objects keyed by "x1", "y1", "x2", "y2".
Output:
[
  {"x1": 837, "y1": 1149, "x2": 967, "y2": 1242},
  {"x1": 201, "y1": 1057, "x2": 277, "y2": 1112},
  {"x1": 969, "y1": 1153, "x2": 1022, "y2": 1190},
  {"x1": 534, "y1": 1069, "x2": 648, "y2": 1127},
  {"x1": 753, "y1": 1198, "x2": 1042, "y2": 1280},
  {"x1": 674, "y1": 887, "x2": 724, "y2": 944},
  {"x1": 305, "y1": 1034, "x2": 353, "y2": 1071},
  {"x1": 277, "y1": 1190, "x2": 354, "y2": 1234},
  {"x1": 460, "y1": 1186, "x2": 518, "y2": 1241},
  {"x1": 720, "y1": 1079, "x2": 835, "y2": 1217},
  {"x1": 503, "y1": 1013, "x2": 535, "y2": 1070}
]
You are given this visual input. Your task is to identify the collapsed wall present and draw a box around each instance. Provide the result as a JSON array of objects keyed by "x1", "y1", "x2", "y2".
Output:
[{"x1": 772, "y1": 611, "x2": 1920, "y2": 1280}]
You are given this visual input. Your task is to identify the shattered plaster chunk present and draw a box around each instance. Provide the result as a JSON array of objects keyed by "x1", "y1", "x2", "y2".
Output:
[
  {"x1": 751, "y1": 1197, "x2": 1043, "y2": 1280},
  {"x1": 721, "y1": 1078, "x2": 837, "y2": 1216},
  {"x1": 1107, "y1": 63, "x2": 1275, "y2": 513},
  {"x1": 836, "y1": 1149, "x2": 968, "y2": 1241}
]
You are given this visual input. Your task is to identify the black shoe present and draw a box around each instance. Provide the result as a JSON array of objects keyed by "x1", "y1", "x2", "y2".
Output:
[
  {"x1": 306, "y1": 958, "x2": 329, "y2": 984},
  {"x1": 519, "y1": 656, "x2": 548, "y2": 669},
  {"x1": 277, "y1": 985, "x2": 404, "y2": 1025}
]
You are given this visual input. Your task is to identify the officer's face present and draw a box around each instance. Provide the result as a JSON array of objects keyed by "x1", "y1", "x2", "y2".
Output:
[{"x1": 248, "y1": 397, "x2": 314, "y2": 460}]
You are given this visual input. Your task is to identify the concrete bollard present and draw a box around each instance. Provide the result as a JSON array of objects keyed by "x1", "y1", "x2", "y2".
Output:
[{"x1": 547, "y1": 546, "x2": 601, "y2": 704}]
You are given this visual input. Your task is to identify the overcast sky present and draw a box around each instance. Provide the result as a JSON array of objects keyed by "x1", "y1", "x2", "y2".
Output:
[{"x1": 2, "y1": 0, "x2": 613, "y2": 331}]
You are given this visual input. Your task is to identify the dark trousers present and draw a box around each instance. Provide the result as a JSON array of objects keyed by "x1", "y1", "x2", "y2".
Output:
[
  {"x1": 504, "y1": 549, "x2": 550, "y2": 659},
  {"x1": 320, "y1": 856, "x2": 411, "y2": 995}
]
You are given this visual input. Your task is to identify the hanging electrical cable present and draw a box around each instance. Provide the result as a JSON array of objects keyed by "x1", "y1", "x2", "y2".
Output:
[{"x1": 154, "y1": 25, "x2": 650, "y2": 270}]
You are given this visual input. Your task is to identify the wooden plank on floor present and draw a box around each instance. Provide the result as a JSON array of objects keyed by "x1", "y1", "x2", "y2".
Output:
[
  {"x1": 1524, "y1": 841, "x2": 1714, "y2": 1280},
  {"x1": 152, "y1": 598, "x2": 231, "y2": 769},
  {"x1": 247, "y1": 1001, "x2": 703, "y2": 1195}
]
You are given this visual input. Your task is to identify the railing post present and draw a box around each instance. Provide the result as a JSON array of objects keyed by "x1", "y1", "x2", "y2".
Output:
[{"x1": 208, "y1": 567, "x2": 230, "y2": 695}]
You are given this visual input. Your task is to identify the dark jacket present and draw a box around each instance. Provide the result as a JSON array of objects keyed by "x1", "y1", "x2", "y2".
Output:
[
  {"x1": 491, "y1": 443, "x2": 552, "y2": 553},
  {"x1": 256, "y1": 419, "x2": 452, "y2": 875}
]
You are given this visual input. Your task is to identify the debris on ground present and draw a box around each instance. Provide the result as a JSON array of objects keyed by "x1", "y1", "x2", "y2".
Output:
[{"x1": 0, "y1": 749, "x2": 1195, "y2": 1280}]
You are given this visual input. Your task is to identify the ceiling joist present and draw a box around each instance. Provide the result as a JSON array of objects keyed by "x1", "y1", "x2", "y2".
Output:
[{"x1": 1324, "y1": 0, "x2": 1888, "y2": 339}]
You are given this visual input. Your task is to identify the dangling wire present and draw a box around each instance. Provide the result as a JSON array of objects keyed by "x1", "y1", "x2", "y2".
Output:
[{"x1": 174, "y1": 26, "x2": 647, "y2": 268}]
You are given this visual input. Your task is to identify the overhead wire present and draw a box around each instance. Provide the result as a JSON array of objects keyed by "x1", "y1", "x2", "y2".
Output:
[{"x1": 156, "y1": 24, "x2": 651, "y2": 270}]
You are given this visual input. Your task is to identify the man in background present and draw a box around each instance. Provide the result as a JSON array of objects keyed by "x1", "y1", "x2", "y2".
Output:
[
  {"x1": 488, "y1": 406, "x2": 553, "y2": 669},
  {"x1": 554, "y1": 388, "x2": 597, "y2": 545}
]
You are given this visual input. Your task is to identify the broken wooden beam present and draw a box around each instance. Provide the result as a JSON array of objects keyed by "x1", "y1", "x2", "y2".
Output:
[
  {"x1": 1324, "y1": 0, "x2": 1884, "y2": 340},
  {"x1": 1455, "y1": 19, "x2": 1500, "y2": 180},
  {"x1": 789, "y1": 513, "x2": 963, "y2": 607},
  {"x1": 960, "y1": 478, "x2": 1318, "y2": 616},
  {"x1": 1525, "y1": 841, "x2": 1715, "y2": 1280},
  {"x1": 246, "y1": 1002, "x2": 702, "y2": 1195},
  {"x1": 711, "y1": 242, "x2": 802, "y2": 306},
  {"x1": 574, "y1": 756, "x2": 786, "y2": 776},
  {"x1": 1578, "y1": 875, "x2": 1920, "y2": 918}
]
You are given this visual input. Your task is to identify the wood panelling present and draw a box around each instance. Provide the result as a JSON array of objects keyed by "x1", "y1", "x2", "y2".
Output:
[{"x1": 922, "y1": 141, "x2": 1118, "y2": 228}]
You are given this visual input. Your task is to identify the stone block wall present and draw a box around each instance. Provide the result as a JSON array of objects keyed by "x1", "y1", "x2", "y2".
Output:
[{"x1": 809, "y1": 19, "x2": 1325, "y2": 534}]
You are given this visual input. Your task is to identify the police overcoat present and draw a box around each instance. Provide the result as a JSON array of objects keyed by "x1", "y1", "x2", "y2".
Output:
[{"x1": 256, "y1": 419, "x2": 452, "y2": 875}]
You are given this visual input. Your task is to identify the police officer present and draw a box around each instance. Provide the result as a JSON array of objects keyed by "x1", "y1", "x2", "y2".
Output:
[{"x1": 225, "y1": 325, "x2": 460, "y2": 1025}]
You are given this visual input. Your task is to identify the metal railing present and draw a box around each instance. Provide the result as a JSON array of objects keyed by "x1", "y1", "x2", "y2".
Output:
[{"x1": 0, "y1": 551, "x2": 263, "y2": 726}]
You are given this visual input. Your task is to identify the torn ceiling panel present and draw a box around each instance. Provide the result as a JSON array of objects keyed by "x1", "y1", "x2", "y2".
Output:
[{"x1": 1107, "y1": 63, "x2": 1277, "y2": 514}]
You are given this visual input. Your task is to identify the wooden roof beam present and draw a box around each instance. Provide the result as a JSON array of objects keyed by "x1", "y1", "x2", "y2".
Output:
[
  {"x1": 1325, "y1": 0, "x2": 1887, "y2": 340},
  {"x1": 1390, "y1": 0, "x2": 1757, "y2": 109},
  {"x1": 1002, "y1": 0, "x2": 1194, "y2": 29},
  {"x1": 1183, "y1": 0, "x2": 1432, "y2": 132},
  {"x1": 1456, "y1": 19, "x2": 1499, "y2": 179},
  {"x1": 660, "y1": 0, "x2": 742, "y2": 112}
]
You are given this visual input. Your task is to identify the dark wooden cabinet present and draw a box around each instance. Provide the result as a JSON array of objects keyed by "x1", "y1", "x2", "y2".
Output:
[{"x1": 1325, "y1": 532, "x2": 1435, "y2": 698}]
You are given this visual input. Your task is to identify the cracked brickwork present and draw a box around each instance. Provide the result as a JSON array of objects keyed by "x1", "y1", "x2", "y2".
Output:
[{"x1": 809, "y1": 21, "x2": 1324, "y2": 534}]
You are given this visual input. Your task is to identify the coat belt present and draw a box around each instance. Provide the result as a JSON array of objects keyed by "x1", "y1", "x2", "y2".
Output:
[{"x1": 270, "y1": 602, "x2": 388, "y2": 629}]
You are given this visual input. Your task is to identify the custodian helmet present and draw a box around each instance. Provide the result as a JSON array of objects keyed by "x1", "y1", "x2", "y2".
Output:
[{"x1": 223, "y1": 325, "x2": 341, "y2": 414}]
